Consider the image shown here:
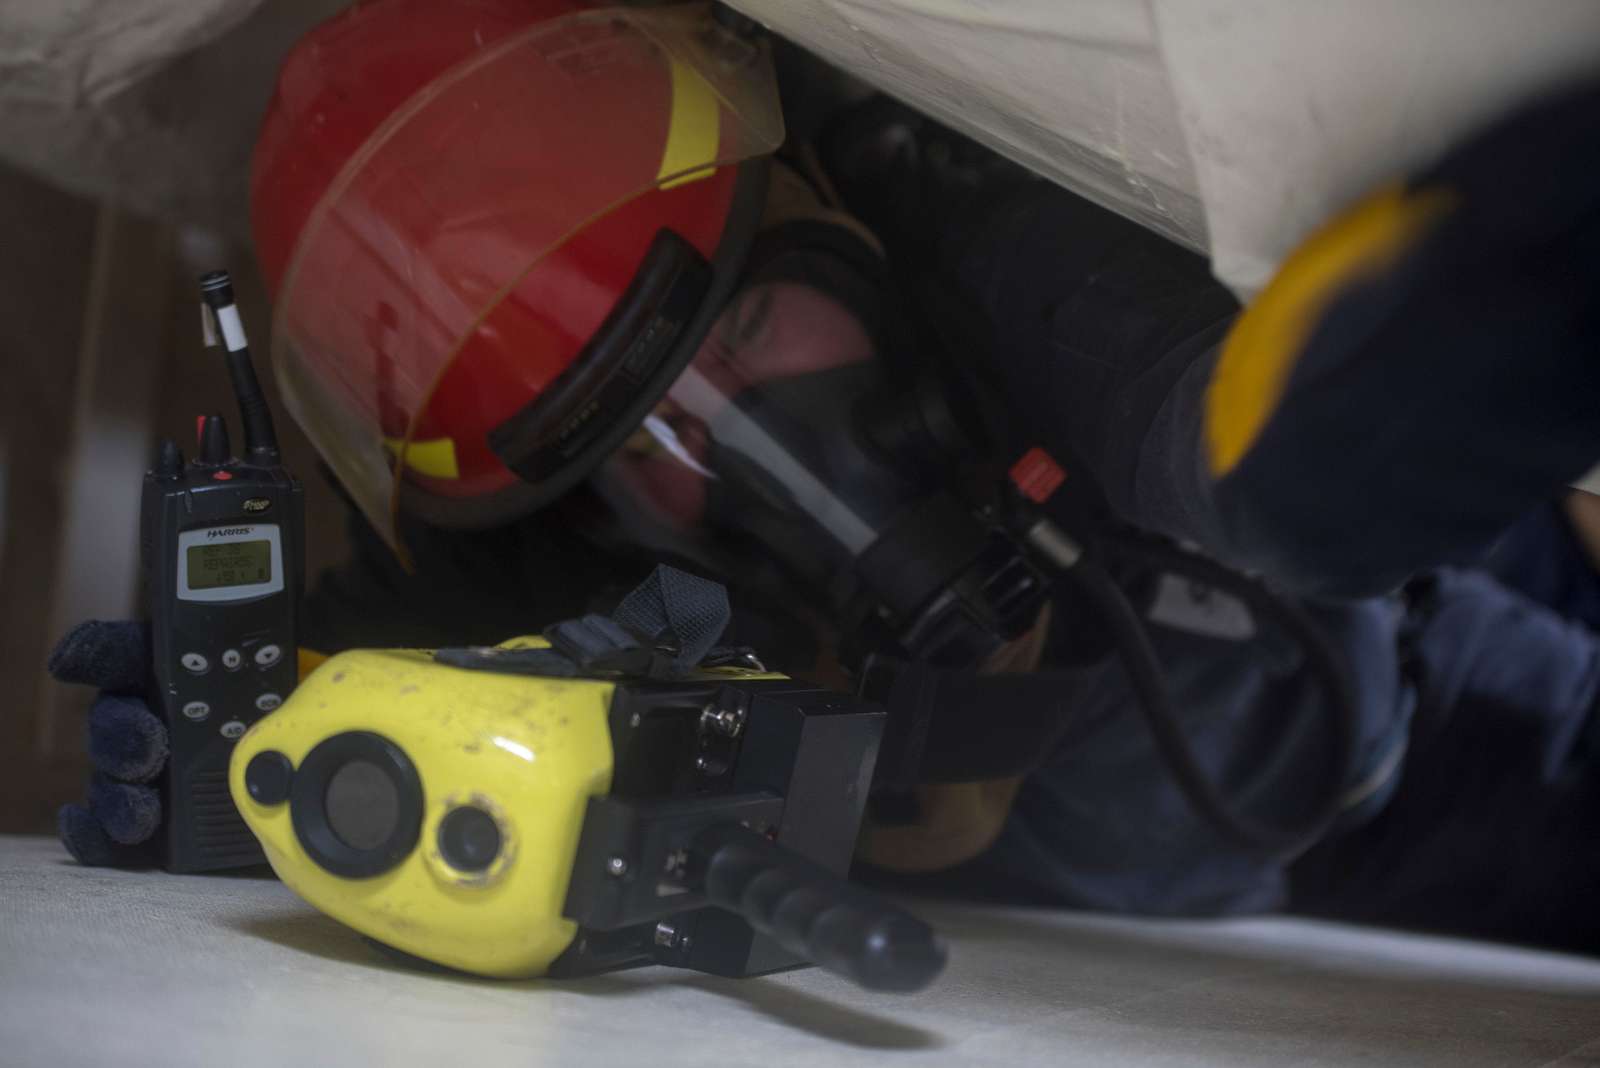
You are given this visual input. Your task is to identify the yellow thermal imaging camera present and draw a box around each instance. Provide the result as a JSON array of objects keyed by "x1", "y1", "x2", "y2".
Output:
[{"x1": 229, "y1": 592, "x2": 946, "y2": 992}]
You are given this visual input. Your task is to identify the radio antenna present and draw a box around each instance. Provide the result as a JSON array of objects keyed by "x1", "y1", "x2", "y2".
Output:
[{"x1": 199, "y1": 270, "x2": 280, "y2": 463}]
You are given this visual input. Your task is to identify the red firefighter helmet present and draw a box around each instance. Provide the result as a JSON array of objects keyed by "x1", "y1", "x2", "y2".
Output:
[{"x1": 250, "y1": 0, "x2": 782, "y2": 548}]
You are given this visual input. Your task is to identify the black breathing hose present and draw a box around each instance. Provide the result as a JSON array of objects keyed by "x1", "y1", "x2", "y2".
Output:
[{"x1": 1059, "y1": 540, "x2": 1360, "y2": 859}]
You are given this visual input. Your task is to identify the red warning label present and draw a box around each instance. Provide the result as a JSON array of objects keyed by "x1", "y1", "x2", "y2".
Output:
[{"x1": 1010, "y1": 447, "x2": 1066, "y2": 503}]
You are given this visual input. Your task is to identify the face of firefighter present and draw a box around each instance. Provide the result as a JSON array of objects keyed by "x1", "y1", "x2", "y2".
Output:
[{"x1": 601, "y1": 275, "x2": 882, "y2": 541}]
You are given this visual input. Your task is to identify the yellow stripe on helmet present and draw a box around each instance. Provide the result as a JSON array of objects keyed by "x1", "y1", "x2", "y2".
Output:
[
  {"x1": 657, "y1": 56, "x2": 721, "y2": 189},
  {"x1": 383, "y1": 435, "x2": 461, "y2": 480}
]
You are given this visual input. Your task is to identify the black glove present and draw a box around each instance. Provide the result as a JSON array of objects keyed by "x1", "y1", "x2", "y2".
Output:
[{"x1": 48, "y1": 620, "x2": 167, "y2": 867}]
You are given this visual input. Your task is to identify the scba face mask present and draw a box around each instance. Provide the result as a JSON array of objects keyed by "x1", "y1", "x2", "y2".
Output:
[
  {"x1": 610, "y1": 275, "x2": 902, "y2": 558},
  {"x1": 595, "y1": 228, "x2": 1044, "y2": 667}
]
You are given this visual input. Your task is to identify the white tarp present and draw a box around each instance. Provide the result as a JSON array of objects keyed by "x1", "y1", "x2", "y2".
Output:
[
  {"x1": 0, "y1": 0, "x2": 343, "y2": 232},
  {"x1": 740, "y1": 0, "x2": 1209, "y2": 252},
  {"x1": 0, "y1": 0, "x2": 263, "y2": 106},
  {"x1": 1, "y1": 0, "x2": 1597, "y2": 288},
  {"x1": 728, "y1": 0, "x2": 1600, "y2": 297},
  {"x1": 1154, "y1": 0, "x2": 1600, "y2": 296}
]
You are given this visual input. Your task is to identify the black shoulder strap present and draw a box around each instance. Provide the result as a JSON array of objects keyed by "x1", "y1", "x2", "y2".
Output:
[
  {"x1": 865, "y1": 657, "x2": 1086, "y2": 790},
  {"x1": 435, "y1": 565, "x2": 1072, "y2": 784},
  {"x1": 434, "y1": 565, "x2": 737, "y2": 680},
  {"x1": 611, "y1": 565, "x2": 730, "y2": 668}
]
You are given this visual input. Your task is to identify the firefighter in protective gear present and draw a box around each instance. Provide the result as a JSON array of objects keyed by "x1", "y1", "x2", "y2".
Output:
[{"x1": 55, "y1": 0, "x2": 1600, "y2": 958}]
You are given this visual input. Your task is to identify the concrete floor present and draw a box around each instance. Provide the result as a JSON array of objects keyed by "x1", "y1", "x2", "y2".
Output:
[{"x1": 3, "y1": 835, "x2": 1598, "y2": 1067}]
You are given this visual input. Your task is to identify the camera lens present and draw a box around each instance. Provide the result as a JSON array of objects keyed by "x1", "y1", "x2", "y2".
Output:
[
  {"x1": 291, "y1": 731, "x2": 422, "y2": 878},
  {"x1": 437, "y1": 805, "x2": 502, "y2": 873},
  {"x1": 325, "y1": 760, "x2": 401, "y2": 851}
]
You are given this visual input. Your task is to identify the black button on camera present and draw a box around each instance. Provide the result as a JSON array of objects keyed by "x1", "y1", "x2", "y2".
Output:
[
  {"x1": 244, "y1": 750, "x2": 294, "y2": 805},
  {"x1": 437, "y1": 805, "x2": 502, "y2": 873}
]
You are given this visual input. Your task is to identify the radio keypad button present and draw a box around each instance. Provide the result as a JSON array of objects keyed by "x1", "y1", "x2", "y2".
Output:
[
  {"x1": 253, "y1": 644, "x2": 282, "y2": 668},
  {"x1": 181, "y1": 701, "x2": 211, "y2": 721},
  {"x1": 180, "y1": 652, "x2": 209, "y2": 675},
  {"x1": 255, "y1": 693, "x2": 282, "y2": 712},
  {"x1": 221, "y1": 648, "x2": 243, "y2": 670}
]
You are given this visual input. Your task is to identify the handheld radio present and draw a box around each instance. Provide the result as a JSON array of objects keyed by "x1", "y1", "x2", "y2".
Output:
[{"x1": 142, "y1": 270, "x2": 304, "y2": 872}]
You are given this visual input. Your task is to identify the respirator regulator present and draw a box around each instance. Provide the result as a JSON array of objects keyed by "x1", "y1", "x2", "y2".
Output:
[{"x1": 849, "y1": 355, "x2": 1363, "y2": 860}]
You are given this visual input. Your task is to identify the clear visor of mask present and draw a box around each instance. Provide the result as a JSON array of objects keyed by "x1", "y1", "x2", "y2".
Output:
[{"x1": 595, "y1": 275, "x2": 918, "y2": 582}]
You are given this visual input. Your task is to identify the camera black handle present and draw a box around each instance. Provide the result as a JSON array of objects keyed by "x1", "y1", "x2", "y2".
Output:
[{"x1": 694, "y1": 822, "x2": 947, "y2": 993}]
